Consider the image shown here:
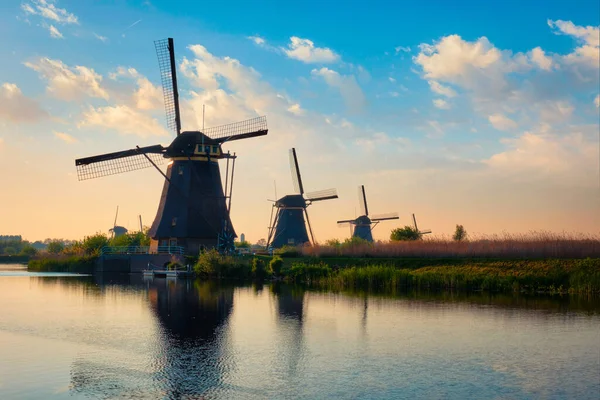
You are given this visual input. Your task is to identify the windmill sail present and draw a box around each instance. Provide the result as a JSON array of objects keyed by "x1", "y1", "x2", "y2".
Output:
[
  {"x1": 75, "y1": 145, "x2": 166, "y2": 181},
  {"x1": 154, "y1": 38, "x2": 181, "y2": 135},
  {"x1": 305, "y1": 188, "x2": 338, "y2": 202},
  {"x1": 359, "y1": 185, "x2": 369, "y2": 216},
  {"x1": 204, "y1": 116, "x2": 268, "y2": 143},
  {"x1": 289, "y1": 148, "x2": 304, "y2": 195},
  {"x1": 371, "y1": 212, "x2": 400, "y2": 222}
]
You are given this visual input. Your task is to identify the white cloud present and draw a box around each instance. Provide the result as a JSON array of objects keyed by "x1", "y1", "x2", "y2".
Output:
[
  {"x1": 283, "y1": 37, "x2": 339, "y2": 64},
  {"x1": 247, "y1": 35, "x2": 265, "y2": 46},
  {"x1": 548, "y1": 19, "x2": 600, "y2": 68},
  {"x1": 388, "y1": 77, "x2": 396, "y2": 83},
  {"x1": 595, "y1": 95, "x2": 599, "y2": 108},
  {"x1": 311, "y1": 67, "x2": 366, "y2": 112},
  {"x1": 94, "y1": 33, "x2": 108, "y2": 42},
  {"x1": 488, "y1": 113, "x2": 517, "y2": 130},
  {"x1": 0, "y1": 83, "x2": 47, "y2": 123},
  {"x1": 110, "y1": 67, "x2": 162, "y2": 110},
  {"x1": 54, "y1": 131, "x2": 77, "y2": 143},
  {"x1": 79, "y1": 105, "x2": 169, "y2": 137},
  {"x1": 25, "y1": 57, "x2": 109, "y2": 101},
  {"x1": 389, "y1": 91, "x2": 399, "y2": 97},
  {"x1": 22, "y1": 0, "x2": 79, "y2": 25},
  {"x1": 395, "y1": 46, "x2": 411, "y2": 54},
  {"x1": 428, "y1": 80, "x2": 456, "y2": 97},
  {"x1": 48, "y1": 24, "x2": 63, "y2": 39},
  {"x1": 486, "y1": 124, "x2": 599, "y2": 186},
  {"x1": 433, "y1": 99, "x2": 451, "y2": 109},
  {"x1": 528, "y1": 47, "x2": 553, "y2": 71},
  {"x1": 287, "y1": 103, "x2": 304, "y2": 116},
  {"x1": 427, "y1": 120, "x2": 444, "y2": 138}
]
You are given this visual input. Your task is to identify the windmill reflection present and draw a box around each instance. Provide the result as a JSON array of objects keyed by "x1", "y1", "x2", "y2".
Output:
[
  {"x1": 70, "y1": 278, "x2": 234, "y2": 399},
  {"x1": 270, "y1": 283, "x2": 306, "y2": 376},
  {"x1": 148, "y1": 279, "x2": 234, "y2": 397}
]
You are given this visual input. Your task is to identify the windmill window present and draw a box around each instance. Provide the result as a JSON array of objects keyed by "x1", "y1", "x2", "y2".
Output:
[
  {"x1": 171, "y1": 217, "x2": 177, "y2": 226},
  {"x1": 205, "y1": 145, "x2": 211, "y2": 154},
  {"x1": 288, "y1": 238, "x2": 295, "y2": 244},
  {"x1": 212, "y1": 146, "x2": 218, "y2": 154},
  {"x1": 178, "y1": 166, "x2": 184, "y2": 175}
]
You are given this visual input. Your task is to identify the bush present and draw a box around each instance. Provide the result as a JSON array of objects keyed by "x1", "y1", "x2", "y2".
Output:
[
  {"x1": 275, "y1": 245, "x2": 300, "y2": 258},
  {"x1": 269, "y1": 256, "x2": 284, "y2": 276},
  {"x1": 390, "y1": 226, "x2": 421, "y2": 241},
  {"x1": 3, "y1": 246, "x2": 17, "y2": 255},
  {"x1": 287, "y1": 262, "x2": 331, "y2": 283},
  {"x1": 251, "y1": 257, "x2": 267, "y2": 280},
  {"x1": 82, "y1": 233, "x2": 109, "y2": 256}
]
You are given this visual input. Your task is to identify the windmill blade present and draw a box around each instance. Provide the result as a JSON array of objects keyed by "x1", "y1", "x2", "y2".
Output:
[
  {"x1": 155, "y1": 38, "x2": 181, "y2": 135},
  {"x1": 75, "y1": 144, "x2": 166, "y2": 181},
  {"x1": 370, "y1": 212, "x2": 400, "y2": 222},
  {"x1": 305, "y1": 188, "x2": 338, "y2": 202},
  {"x1": 358, "y1": 185, "x2": 369, "y2": 216},
  {"x1": 420, "y1": 229, "x2": 432, "y2": 235},
  {"x1": 337, "y1": 219, "x2": 355, "y2": 225},
  {"x1": 289, "y1": 148, "x2": 304, "y2": 195},
  {"x1": 113, "y1": 206, "x2": 119, "y2": 227},
  {"x1": 204, "y1": 116, "x2": 268, "y2": 143}
]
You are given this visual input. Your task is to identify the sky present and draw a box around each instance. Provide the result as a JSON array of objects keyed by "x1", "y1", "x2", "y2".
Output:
[{"x1": 0, "y1": 0, "x2": 598, "y2": 243}]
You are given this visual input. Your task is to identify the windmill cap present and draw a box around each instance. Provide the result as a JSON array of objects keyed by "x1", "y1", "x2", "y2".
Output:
[{"x1": 167, "y1": 131, "x2": 219, "y2": 155}]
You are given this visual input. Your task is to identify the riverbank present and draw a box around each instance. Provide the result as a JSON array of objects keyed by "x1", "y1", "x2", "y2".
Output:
[
  {"x1": 28, "y1": 255, "x2": 97, "y2": 273},
  {"x1": 26, "y1": 253, "x2": 600, "y2": 294}
]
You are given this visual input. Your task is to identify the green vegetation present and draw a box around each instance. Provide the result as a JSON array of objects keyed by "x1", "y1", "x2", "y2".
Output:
[
  {"x1": 453, "y1": 225, "x2": 467, "y2": 242},
  {"x1": 235, "y1": 240, "x2": 251, "y2": 248},
  {"x1": 28, "y1": 255, "x2": 96, "y2": 273},
  {"x1": 390, "y1": 226, "x2": 421, "y2": 241},
  {"x1": 269, "y1": 256, "x2": 283, "y2": 276},
  {"x1": 47, "y1": 240, "x2": 65, "y2": 254}
]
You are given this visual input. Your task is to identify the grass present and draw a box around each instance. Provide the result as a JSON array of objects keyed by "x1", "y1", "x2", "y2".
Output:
[
  {"x1": 28, "y1": 254, "x2": 97, "y2": 273},
  {"x1": 303, "y1": 232, "x2": 600, "y2": 259},
  {"x1": 308, "y1": 258, "x2": 600, "y2": 295}
]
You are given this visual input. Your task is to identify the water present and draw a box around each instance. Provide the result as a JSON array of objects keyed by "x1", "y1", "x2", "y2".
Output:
[{"x1": 0, "y1": 264, "x2": 599, "y2": 399}]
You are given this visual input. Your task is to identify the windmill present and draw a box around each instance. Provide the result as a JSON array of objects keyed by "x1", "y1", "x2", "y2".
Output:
[
  {"x1": 412, "y1": 213, "x2": 432, "y2": 238},
  {"x1": 337, "y1": 185, "x2": 399, "y2": 242},
  {"x1": 75, "y1": 38, "x2": 268, "y2": 255},
  {"x1": 109, "y1": 206, "x2": 128, "y2": 239},
  {"x1": 266, "y1": 148, "x2": 338, "y2": 248}
]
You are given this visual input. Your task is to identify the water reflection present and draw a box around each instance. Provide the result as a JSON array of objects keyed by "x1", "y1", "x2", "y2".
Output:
[{"x1": 1, "y1": 266, "x2": 599, "y2": 400}]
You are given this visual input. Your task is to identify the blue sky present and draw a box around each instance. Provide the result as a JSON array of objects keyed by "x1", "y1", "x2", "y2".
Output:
[{"x1": 0, "y1": 0, "x2": 598, "y2": 242}]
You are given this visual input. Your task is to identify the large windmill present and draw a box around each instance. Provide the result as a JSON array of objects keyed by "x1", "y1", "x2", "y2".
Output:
[
  {"x1": 75, "y1": 38, "x2": 268, "y2": 255},
  {"x1": 266, "y1": 148, "x2": 338, "y2": 248},
  {"x1": 337, "y1": 185, "x2": 399, "y2": 242}
]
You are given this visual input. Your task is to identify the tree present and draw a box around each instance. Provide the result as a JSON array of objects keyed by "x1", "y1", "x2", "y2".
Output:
[
  {"x1": 453, "y1": 225, "x2": 467, "y2": 242},
  {"x1": 390, "y1": 226, "x2": 421, "y2": 241},
  {"x1": 82, "y1": 233, "x2": 109, "y2": 255},
  {"x1": 235, "y1": 240, "x2": 251, "y2": 248},
  {"x1": 20, "y1": 245, "x2": 38, "y2": 256},
  {"x1": 256, "y1": 238, "x2": 267, "y2": 247},
  {"x1": 3, "y1": 246, "x2": 16, "y2": 255},
  {"x1": 47, "y1": 240, "x2": 65, "y2": 254}
]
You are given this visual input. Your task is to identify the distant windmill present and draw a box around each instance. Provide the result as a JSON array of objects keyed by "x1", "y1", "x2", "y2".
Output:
[
  {"x1": 74, "y1": 38, "x2": 268, "y2": 255},
  {"x1": 266, "y1": 148, "x2": 338, "y2": 248},
  {"x1": 412, "y1": 213, "x2": 432, "y2": 237},
  {"x1": 337, "y1": 185, "x2": 399, "y2": 242},
  {"x1": 109, "y1": 206, "x2": 128, "y2": 239}
]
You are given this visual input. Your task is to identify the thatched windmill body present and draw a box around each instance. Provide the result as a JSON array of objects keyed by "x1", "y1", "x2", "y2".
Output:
[
  {"x1": 266, "y1": 148, "x2": 338, "y2": 248},
  {"x1": 337, "y1": 185, "x2": 399, "y2": 242},
  {"x1": 75, "y1": 38, "x2": 268, "y2": 254}
]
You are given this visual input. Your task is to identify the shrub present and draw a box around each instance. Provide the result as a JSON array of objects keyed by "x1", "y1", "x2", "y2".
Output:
[
  {"x1": 3, "y1": 246, "x2": 16, "y2": 255},
  {"x1": 287, "y1": 262, "x2": 331, "y2": 283},
  {"x1": 275, "y1": 245, "x2": 301, "y2": 258},
  {"x1": 82, "y1": 233, "x2": 109, "y2": 256},
  {"x1": 390, "y1": 226, "x2": 421, "y2": 241},
  {"x1": 251, "y1": 257, "x2": 267, "y2": 280},
  {"x1": 269, "y1": 256, "x2": 284, "y2": 276}
]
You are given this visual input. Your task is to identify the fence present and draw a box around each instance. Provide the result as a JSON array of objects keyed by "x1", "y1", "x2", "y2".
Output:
[{"x1": 100, "y1": 246, "x2": 186, "y2": 256}]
